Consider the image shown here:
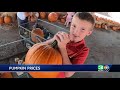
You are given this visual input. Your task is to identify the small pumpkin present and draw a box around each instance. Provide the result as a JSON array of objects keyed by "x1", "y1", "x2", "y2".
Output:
[
  {"x1": 60, "y1": 18, "x2": 65, "y2": 23},
  {"x1": 101, "y1": 23, "x2": 105, "y2": 29},
  {"x1": 95, "y1": 23, "x2": 99, "y2": 28},
  {"x1": 48, "y1": 12, "x2": 58, "y2": 22},
  {"x1": 112, "y1": 26, "x2": 117, "y2": 31},
  {"x1": 25, "y1": 40, "x2": 62, "y2": 78},
  {"x1": 39, "y1": 12, "x2": 46, "y2": 19},
  {"x1": 0, "y1": 16, "x2": 4, "y2": 24},
  {"x1": 4, "y1": 15, "x2": 12, "y2": 24},
  {"x1": 31, "y1": 28, "x2": 44, "y2": 43},
  {"x1": 96, "y1": 17, "x2": 101, "y2": 21},
  {"x1": 98, "y1": 24, "x2": 101, "y2": 28},
  {"x1": 0, "y1": 72, "x2": 13, "y2": 78}
]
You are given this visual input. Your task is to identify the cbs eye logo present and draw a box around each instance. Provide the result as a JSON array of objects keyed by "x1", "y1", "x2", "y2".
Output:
[
  {"x1": 98, "y1": 65, "x2": 110, "y2": 72},
  {"x1": 104, "y1": 65, "x2": 110, "y2": 71}
]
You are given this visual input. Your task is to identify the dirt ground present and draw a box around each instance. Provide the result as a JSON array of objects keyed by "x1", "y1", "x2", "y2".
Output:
[
  {"x1": 0, "y1": 22, "x2": 27, "y2": 61},
  {"x1": 0, "y1": 12, "x2": 120, "y2": 78}
]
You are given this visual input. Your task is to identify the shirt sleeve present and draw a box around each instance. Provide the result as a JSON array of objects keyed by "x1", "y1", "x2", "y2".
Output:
[
  {"x1": 17, "y1": 12, "x2": 26, "y2": 20},
  {"x1": 71, "y1": 47, "x2": 89, "y2": 64}
]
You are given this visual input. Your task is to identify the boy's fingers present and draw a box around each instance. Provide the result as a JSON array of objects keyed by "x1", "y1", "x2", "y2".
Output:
[
  {"x1": 56, "y1": 34, "x2": 64, "y2": 41},
  {"x1": 56, "y1": 31, "x2": 69, "y2": 41},
  {"x1": 56, "y1": 35, "x2": 61, "y2": 43},
  {"x1": 61, "y1": 32, "x2": 69, "y2": 39},
  {"x1": 56, "y1": 31, "x2": 62, "y2": 35}
]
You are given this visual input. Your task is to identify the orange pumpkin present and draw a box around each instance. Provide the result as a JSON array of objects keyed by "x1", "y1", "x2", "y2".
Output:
[
  {"x1": 101, "y1": 23, "x2": 105, "y2": 29},
  {"x1": 4, "y1": 16, "x2": 12, "y2": 24},
  {"x1": 98, "y1": 24, "x2": 101, "y2": 28},
  {"x1": 31, "y1": 28, "x2": 44, "y2": 43},
  {"x1": 25, "y1": 40, "x2": 62, "y2": 78},
  {"x1": 96, "y1": 17, "x2": 101, "y2": 21},
  {"x1": 112, "y1": 26, "x2": 117, "y2": 31},
  {"x1": 95, "y1": 23, "x2": 99, "y2": 28},
  {"x1": 39, "y1": 12, "x2": 46, "y2": 19},
  {"x1": 60, "y1": 18, "x2": 65, "y2": 23},
  {"x1": 0, "y1": 16, "x2": 4, "y2": 24},
  {"x1": 48, "y1": 12, "x2": 58, "y2": 22},
  {"x1": 0, "y1": 72, "x2": 13, "y2": 78}
]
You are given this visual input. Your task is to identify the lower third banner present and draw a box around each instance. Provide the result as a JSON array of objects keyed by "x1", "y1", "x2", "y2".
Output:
[{"x1": 0, "y1": 64, "x2": 116, "y2": 72}]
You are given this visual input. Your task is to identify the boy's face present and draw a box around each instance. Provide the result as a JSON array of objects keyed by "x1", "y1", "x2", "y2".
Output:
[{"x1": 70, "y1": 16, "x2": 93, "y2": 42}]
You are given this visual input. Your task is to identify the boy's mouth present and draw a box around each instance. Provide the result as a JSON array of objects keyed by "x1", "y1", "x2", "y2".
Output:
[
  {"x1": 70, "y1": 34, "x2": 80, "y2": 41},
  {"x1": 73, "y1": 35, "x2": 79, "y2": 38}
]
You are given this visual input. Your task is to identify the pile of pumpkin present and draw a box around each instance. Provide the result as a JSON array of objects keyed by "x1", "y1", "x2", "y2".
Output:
[
  {"x1": 94, "y1": 15, "x2": 120, "y2": 31},
  {"x1": 30, "y1": 12, "x2": 67, "y2": 43},
  {"x1": 0, "y1": 15, "x2": 12, "y2": 25},
  {"x1": 39, "y1": 12, "x2": 67, "y2": 24},
  {"x1": 0, "y1": 12, "x2": 16, "y2": 25}
]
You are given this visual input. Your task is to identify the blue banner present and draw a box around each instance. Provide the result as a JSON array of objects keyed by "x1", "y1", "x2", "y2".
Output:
[{"x1": 0, "y1": 64, "x2": 113, "y2": 72}]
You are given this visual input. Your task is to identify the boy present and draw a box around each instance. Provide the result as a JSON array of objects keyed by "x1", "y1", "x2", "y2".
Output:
[{"x1": 44, "y1": 12, "x2": 95, "y2": 78}]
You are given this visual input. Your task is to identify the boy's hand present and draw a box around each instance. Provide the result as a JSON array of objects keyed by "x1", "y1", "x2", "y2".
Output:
[{"x1": 54, "y1": 31, "x2": 70, "y2": 49}]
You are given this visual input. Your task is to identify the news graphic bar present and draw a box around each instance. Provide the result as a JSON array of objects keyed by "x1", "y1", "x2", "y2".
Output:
[
  {"x1": 0, "y1": 64, "x2": 118, "y2": 72},
  {"x1": 0, "y1": 65, "x2": 99, "y2": 72},
  {"x1": 108, "y1": 65, "x2": 120, "y2": 72}
]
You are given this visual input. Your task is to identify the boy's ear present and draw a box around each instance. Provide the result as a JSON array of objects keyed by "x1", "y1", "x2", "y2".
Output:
[{"x1": 87, "y1": 30, "x2": 93, "y2": 36}]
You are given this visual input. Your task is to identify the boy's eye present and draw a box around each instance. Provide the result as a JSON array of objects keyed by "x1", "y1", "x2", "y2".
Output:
[
  {"x1": 81, "y1": 28, "x2": 85, "y2": 30},
  {"x1": 71, "y1": 25, "x2": 75, "y2": 28}
]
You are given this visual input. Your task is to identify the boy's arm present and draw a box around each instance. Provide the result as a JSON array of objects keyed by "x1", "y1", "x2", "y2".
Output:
[
  {"x1": 55, "y1": 32, "x2": 75, "y2": 77},
  {"x1": 59, "y1": 47, "x2": 75, "y2": 77},
  {"x1": 42, "y1": 38, "x2": 54, "y2": 45}
]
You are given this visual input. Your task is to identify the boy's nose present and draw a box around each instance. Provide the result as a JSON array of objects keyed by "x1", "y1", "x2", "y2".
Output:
[{"x1": 73, "y1": 29, "x2": 79, "y2": 35}]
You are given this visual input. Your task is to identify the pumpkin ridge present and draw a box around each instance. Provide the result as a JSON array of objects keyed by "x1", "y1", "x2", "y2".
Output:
[
  {"x1": 25, "y1": 43, "x2": 42, "y2": 64},
  {"x1": 34, "y1": 46, "x2": 51, "y2": 64},
  {"x1": 47, "y1": 48, "x2": 55, "y2": 64},
  {"x1": 50, "y1": 50, "x2": 58, "y2": 64},
  {"x1": 56, "y1": 51, "x2": 63, "y2": 64},
  {"x1": 25, "y1": 44, "x2": 46, "y2": 64},
  {"x1": 29, "y1": 45, "x2": 48, "y2": 64}
]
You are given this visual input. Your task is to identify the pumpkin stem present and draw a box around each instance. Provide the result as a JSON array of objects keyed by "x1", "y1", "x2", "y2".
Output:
[{"x1": 51, "y1": 40, "x2": 58, "y2": 48}]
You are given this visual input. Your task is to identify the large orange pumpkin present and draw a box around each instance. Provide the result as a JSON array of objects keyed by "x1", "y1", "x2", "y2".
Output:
[
  {"x1": 39, "y1": 12, "x2": 46, "y2": 19},
  {"x1": 0, "y1": 16, "x2": 4, "y2": 24},
  {"x1": 4, "y1": 16, "x2": 12, "y2": 24},
  {"x1": 31, "y1": 28, "x2": 44, "y2": 43},
  {"x1": 48, "y1": 12, "x2": 58, "y2": 22},
  {"x1": 25, "y1": 40, "x2": 62, "y2": 78}
]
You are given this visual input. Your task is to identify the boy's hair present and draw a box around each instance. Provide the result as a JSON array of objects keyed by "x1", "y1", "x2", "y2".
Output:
[{"x1": 75, "y1": 12, "x2": 95, "y2": 27}]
